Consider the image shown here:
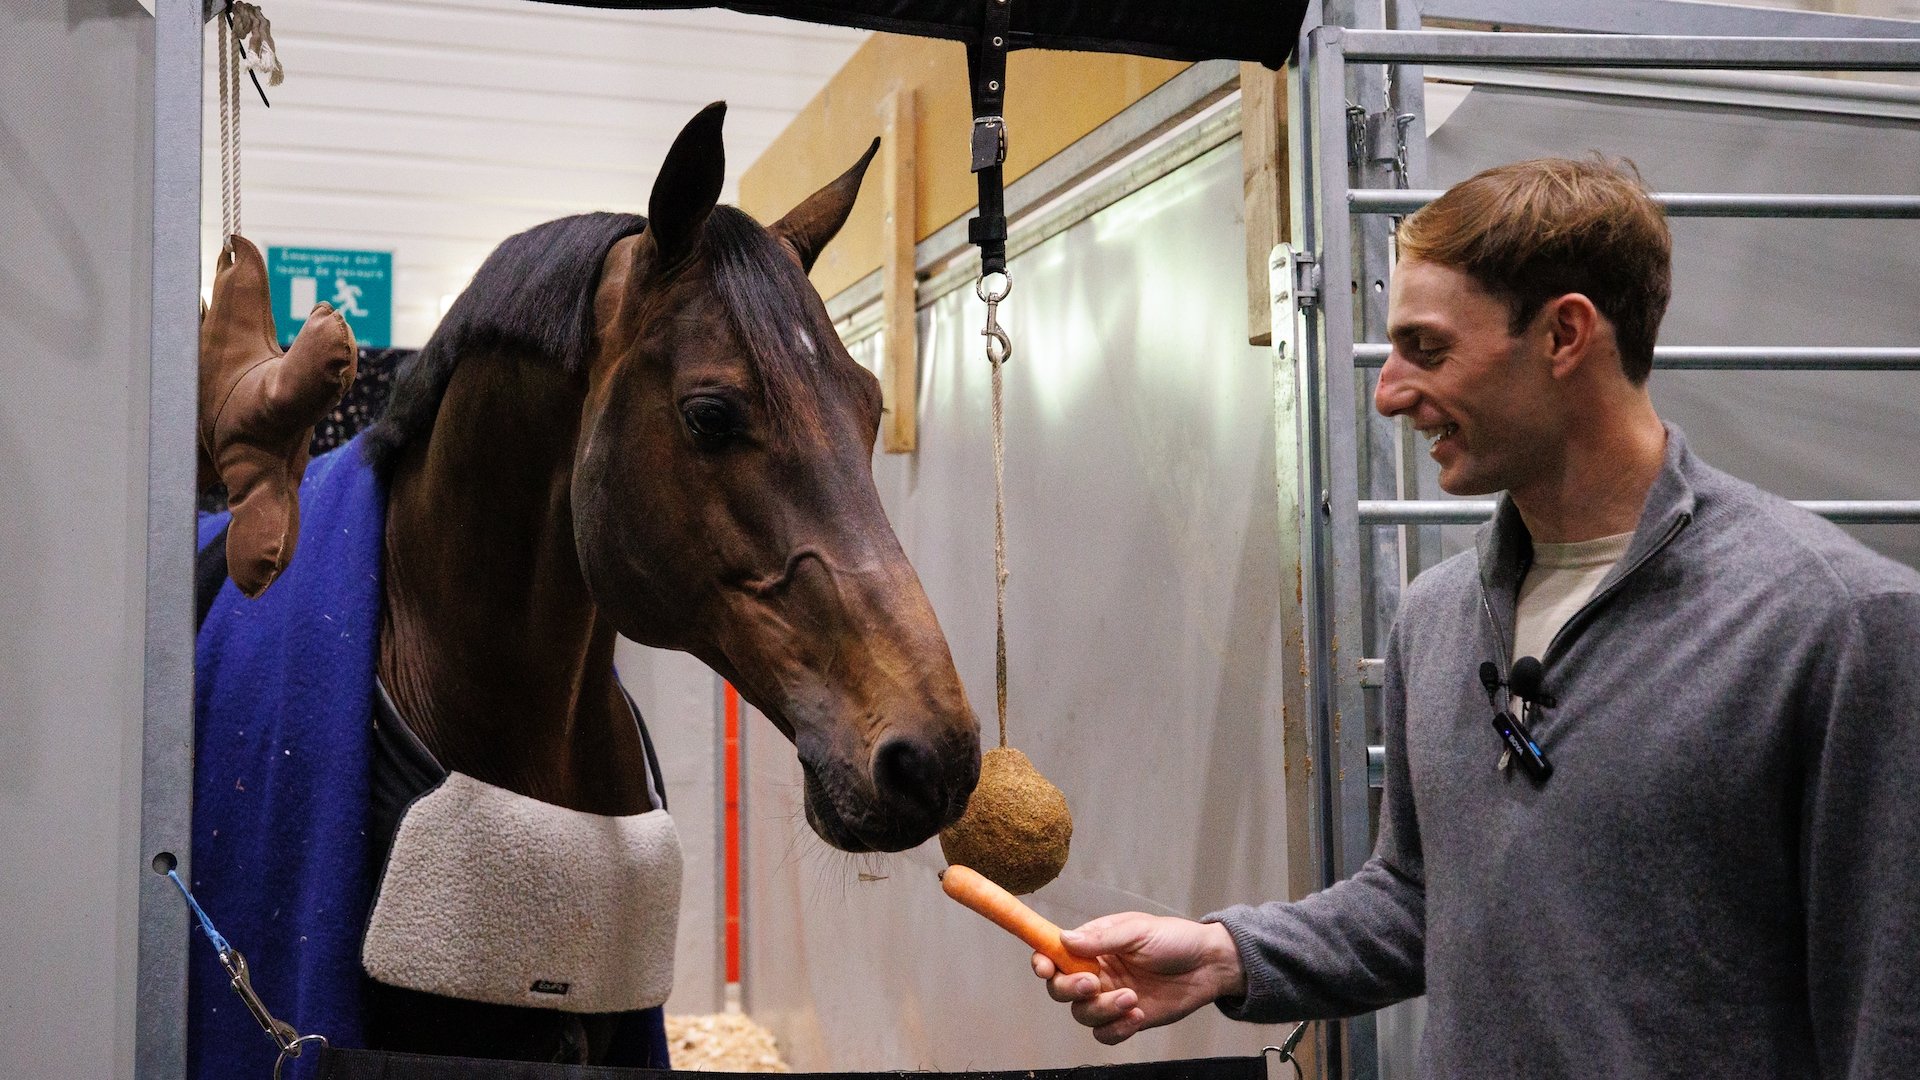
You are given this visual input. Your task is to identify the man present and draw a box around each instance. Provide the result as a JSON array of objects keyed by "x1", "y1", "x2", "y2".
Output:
[{"x1": 1032, "y1": 158, "x2": 1920, "y2": 1077}]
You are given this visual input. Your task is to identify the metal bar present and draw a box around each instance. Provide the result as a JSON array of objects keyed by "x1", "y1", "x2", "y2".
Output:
[
  {"x1": 1299, "y1": 24, "x2": 1382, "y2": 1079},
  {"x1": 1354, "y1": 343, "x2": 1920, "y2": 369},
  {"x1": 1428, "y1": 65, "x2": 1920, "y2": 124},
  {"x1": 1343, "y1": 0, "x2": 1405, "y2": 743},
  {"x1": 1352, "y1": 189, "x2": 1920, "y2": 217},
  {"x1": 1360, "y1": 500, "x2": 1502, "y2": 524},
  {"x1": 1359, "y1": 500, "x2": 1920, "y2": 524},
  {"x1": 138, "y1": 2, "x2": 203, "y2": 1079},
  {"x1": 1368, "y1": 745, "x2": 1386, "y2": 789},
  {"x1": 1340, "y1": 29, "x2": 1920, "y2": 70},
  {"x1": 1419, "y1": 0, "x2": 1920, "y2": 41}
]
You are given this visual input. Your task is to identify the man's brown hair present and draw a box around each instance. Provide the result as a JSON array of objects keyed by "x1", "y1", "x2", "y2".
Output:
[{"x1": 1396, "y1": 157, "x2": 1672, "y2": 384}]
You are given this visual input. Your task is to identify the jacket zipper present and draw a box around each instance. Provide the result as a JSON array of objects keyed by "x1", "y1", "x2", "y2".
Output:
[
  {"x1": 1477, "y1": 511, "x2": 1692, "y2": 707},
  {"x1": 1541, "y1": 512, "x2": 1692, "y2": 666}
]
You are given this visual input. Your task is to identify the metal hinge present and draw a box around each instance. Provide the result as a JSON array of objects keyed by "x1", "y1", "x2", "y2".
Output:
[
  {"x1": 1269, "y1": 244, "x2": 1320, "y2": 311},
  {"x1": 1291, "y1": 250, "x2": 1321, "y2": 308}
]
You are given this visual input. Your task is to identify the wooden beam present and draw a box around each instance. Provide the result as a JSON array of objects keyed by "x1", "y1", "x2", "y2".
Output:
[
  {"x1": 1241, "y1": 62, "x2": 1290, "y2": 348},
  {"x1": 879, "y1": 88, "x2": 917, "y2": 454}
]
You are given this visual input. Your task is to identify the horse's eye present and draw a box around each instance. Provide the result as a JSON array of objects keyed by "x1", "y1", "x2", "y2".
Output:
[{"x1": 681, "y1": 397, "x2": 741, "y2": 446}]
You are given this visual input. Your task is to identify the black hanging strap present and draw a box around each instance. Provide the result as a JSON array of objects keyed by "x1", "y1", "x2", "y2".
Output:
[{"x1": 967, "y1": 0, "x2": 1012, "y2": 277}]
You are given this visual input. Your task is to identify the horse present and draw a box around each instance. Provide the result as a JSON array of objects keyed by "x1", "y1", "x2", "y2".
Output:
[{"x1": 190, "y1": 102, "x2": 980, "y2": 1074}]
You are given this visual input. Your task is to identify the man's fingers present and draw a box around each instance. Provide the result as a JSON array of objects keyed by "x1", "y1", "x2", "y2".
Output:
[
  {"x1": 1093, "y1": 1008, "x2": 1146, "y2": 1046},
  {"x1": 1069, "y1": 987, "x2": 1137, "y2": 1030},
  {"x1": 1031, "y1": 953, "x2": 1056, "y2": 980},
  {"x1": 1047, "y1": 971, "x2": 1100, "y2": 1003},
  {"x1": 1061, "y1": 913, "x2": 1152, "y2": 958}
]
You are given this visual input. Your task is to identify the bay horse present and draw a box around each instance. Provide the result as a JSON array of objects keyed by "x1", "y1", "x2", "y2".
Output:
[{"x1": 191, "y1": 102, "x2": 978, "y2": 1072}]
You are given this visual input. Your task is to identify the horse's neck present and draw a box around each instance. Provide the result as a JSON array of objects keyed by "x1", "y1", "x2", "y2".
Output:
[{"x1": 378, "y1": 352, "x2": 653, "y2": 815}]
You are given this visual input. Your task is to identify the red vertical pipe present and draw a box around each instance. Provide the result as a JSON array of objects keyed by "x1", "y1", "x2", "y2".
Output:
[{"x1": 723, "y1": 681, "x2": 741, "y2": 985}]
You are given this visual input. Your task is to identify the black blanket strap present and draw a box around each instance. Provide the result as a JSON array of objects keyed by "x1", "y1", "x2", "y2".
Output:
[
  {"x1": 966, "y1": 0, "x2": 1012, "y2": 276},
  {"x1": 312, "y1": 1046, "x2": 1268, "y2": 1080}
]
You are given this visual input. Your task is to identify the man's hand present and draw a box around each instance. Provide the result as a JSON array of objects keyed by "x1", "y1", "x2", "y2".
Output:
[{"x1": 1031, "y1": 913, "x2": 1247, "y2": 1045}]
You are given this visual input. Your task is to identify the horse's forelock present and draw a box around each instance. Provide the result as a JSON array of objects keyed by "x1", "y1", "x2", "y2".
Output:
[{"x1": 700, "y1": 206, "x2": 868, "y2": 443}]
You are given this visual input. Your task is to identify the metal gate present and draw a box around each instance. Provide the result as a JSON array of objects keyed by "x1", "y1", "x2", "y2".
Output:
[{"x1": 1277, "y1": 3, "x2": 1920, "y2": 1076}]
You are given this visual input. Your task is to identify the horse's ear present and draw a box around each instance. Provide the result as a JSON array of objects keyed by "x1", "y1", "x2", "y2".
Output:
[
  {"x1": 772, "y1": 137, "x2": 880, "y2": 272},
  {"x1": 648, "y1": 102, "x2": 727, "y2": 268}
]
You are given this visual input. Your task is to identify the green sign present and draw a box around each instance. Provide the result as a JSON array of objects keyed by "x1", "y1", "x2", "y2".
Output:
[{"x1": 267, "y1": 247, "x2": 392, "y2": 348}]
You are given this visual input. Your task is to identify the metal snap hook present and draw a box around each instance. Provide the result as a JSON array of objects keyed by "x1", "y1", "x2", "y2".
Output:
[
  {"x1": 977, "y1": 270, "x2": 1013, "y2": 365},
  {"x1": 984, "y1": 324, "x2": 1013, "y2": 365}
]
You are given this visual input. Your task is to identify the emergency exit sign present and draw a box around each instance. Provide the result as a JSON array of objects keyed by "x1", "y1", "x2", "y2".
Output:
[{"x1": 267, "y1": 246, "x2": 392, "y2": 348}]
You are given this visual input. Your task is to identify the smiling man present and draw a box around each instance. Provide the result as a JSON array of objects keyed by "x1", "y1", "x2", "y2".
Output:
[{"x1": 1031, "y1": 158, "x2": 1920, "y2": 1077}]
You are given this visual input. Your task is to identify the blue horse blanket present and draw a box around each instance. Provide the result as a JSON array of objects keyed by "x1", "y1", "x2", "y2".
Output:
[
  {"x1": 192, "y1": 436, "x2": 665, "y2": 1080},
  {"x1": 193, "y1": 437, "x2": 385, "y2": 1080}
]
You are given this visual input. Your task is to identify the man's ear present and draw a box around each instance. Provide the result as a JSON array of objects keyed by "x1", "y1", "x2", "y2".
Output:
[
  {"x1": 649, "y1": 102, "x2": 727, "y2": 268},
  {"x1": 1545, "y1": 292, "x2": 1604, "y2": 380},
  {"x1": 771, "y1": 137, "x2": 880, "y2": 272}
]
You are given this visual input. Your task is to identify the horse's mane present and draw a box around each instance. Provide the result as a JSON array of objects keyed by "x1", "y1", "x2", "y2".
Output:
[
  {"x1": 364, "y1": 205, "x2": 860, "y2": 473},
  {"x1": 364, "y1": 211, "x2": 646, "y2": 472}
]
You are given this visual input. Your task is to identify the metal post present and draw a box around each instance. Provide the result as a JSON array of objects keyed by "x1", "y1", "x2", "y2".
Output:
[
  {"x1": 1298, "y1": 23, "x2": 1380, "y2": 1079},
  {"x1": 137, "y1": 1, "x2": 203, "y2": 1079}
]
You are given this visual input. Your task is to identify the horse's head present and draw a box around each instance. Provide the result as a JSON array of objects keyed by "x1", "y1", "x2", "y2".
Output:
[{"x1": 571, "y1": 104, "x2": 978, "y2": 853}]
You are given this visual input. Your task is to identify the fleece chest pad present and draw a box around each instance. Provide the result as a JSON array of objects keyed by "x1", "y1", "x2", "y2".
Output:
[{"x1": 361, "y1": 772, "x2": 682, "y2": 1014}]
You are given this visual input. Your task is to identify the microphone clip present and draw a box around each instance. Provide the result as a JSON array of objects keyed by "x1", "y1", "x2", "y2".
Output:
[{"x1": 1477, "y1": 656, "x2": 1555, "y2": 783}]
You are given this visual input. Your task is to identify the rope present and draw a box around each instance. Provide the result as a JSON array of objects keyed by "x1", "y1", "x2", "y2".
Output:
[
  {"x1": 167, "y1": 868, "x2": 233, "y2": 958},
  {"x1": 219, "y1": 12, "x2": 239, "y2": 240},
  {"x1": 216, "y1": 2, "x2": 283, "y2": 244},
  {"x1": 991, "y1": 343, "x2": 1008, "y2": 749}
]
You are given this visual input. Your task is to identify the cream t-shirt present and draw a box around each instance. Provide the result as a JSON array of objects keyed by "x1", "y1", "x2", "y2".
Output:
[{"x1": 1511, "y1": 531, "x2": 1636, "y2": 676}]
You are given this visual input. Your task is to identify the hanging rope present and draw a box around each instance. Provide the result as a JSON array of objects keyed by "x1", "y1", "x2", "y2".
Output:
[
  {"x1": 216, "y1": 1, "x2": 283, "y2": 243},
  {"x1": 992, "y1": 336, "x2": 1007, "y2": 749},
  {"x1": 980, "y1": 273, "x2": 1012, "y2": 748},
  {"x1": 218, "y1": 13, "x2": 240, "y2": 240}
]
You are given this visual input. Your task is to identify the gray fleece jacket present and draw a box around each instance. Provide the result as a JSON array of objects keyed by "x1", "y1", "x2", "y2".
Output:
[{"x1": 1207, "y1": 426, "x2": 1920, "y2": 1078}]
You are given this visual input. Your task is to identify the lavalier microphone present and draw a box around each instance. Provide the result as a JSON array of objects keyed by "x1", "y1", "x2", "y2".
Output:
[{"x1": 1478, "y1": 656, "x2": 1554, "y2": 783}]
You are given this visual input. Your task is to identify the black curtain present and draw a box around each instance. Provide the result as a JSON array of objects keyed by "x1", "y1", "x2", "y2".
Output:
[{"x1": 537, "y1": 0, "x2": 1306, "y2": 67}]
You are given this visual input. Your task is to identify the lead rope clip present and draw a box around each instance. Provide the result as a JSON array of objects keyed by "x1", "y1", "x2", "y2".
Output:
[
  {"x1": 164, "y1": 866, "x2": 329, "y2": 1078},
  {"x1": 978, "y1": 271, "x2": 1012, "y2": 365}
]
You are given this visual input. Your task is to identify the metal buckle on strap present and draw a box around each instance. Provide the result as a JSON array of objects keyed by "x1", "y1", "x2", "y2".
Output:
[{"x1": 971, "y1": 114, "x2": 1007, "y2": 172}]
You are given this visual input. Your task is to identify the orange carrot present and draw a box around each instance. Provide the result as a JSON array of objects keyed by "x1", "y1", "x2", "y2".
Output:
[{"x1": 940, "y1": 864, "x2": 1100, "y2": 976}]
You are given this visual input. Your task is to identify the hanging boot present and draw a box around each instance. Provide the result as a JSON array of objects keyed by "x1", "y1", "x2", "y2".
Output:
[{"x1": 198, "y1": 234, "x2": 356, "y2": 598}]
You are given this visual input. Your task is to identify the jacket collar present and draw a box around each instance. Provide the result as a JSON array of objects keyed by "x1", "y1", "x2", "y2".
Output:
[{"x1": 1477, "y1": 422, "x2": 1700, "y2": 599}]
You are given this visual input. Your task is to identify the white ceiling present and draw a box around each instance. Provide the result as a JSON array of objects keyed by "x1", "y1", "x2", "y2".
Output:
[{"x1": 200, "y1": 0, "x2": 867, "y2": 346}]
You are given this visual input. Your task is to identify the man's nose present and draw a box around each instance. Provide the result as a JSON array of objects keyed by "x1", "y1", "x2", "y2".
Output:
[{"x1": 1374, "y1": 350, "x2": 1417, "y2": 417}]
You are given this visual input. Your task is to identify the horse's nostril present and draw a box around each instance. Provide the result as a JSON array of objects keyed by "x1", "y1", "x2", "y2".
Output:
[{"x1": 872, "y1": 736, "x2": 944, "y2": 811}]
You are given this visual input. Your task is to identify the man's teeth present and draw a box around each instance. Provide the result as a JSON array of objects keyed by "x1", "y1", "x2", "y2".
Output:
[{"x1": 1425, "y1": 424, "x2": 1457, "y2": 445}]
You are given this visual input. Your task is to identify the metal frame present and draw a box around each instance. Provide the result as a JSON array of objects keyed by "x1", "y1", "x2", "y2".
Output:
[
  {"x1": 137, "y1": 1, "x2": 204, "y2": 1079},
  {"x1": 1285, "y1": 10, "x2": 1920, "y2": 1080}
]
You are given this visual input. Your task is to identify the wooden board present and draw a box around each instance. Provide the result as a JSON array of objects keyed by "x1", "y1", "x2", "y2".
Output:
[
  {"x1": 1240, "y1": 62, "x2": 1289, "y2": 347},
  {"x1": 879, "y1": 88, "x2": 917, "y2": 453}
]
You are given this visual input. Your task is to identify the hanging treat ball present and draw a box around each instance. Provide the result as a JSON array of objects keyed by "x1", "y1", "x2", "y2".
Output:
[{"x1": 940, "y1": 746, "x2": 1073, "y2": 895}]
